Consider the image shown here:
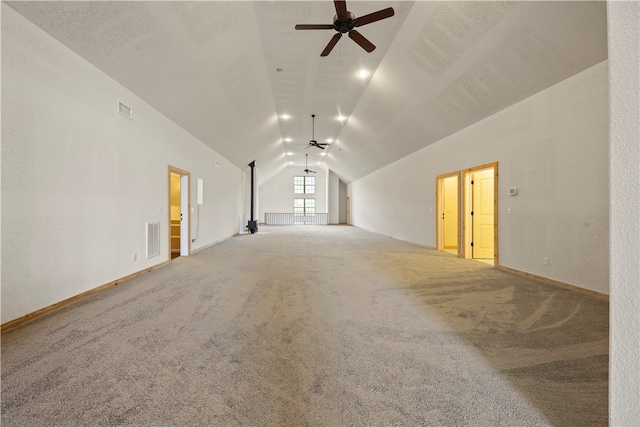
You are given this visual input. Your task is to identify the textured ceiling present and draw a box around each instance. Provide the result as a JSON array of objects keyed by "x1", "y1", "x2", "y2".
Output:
[{"x1": 5, "y1": 1, "x2": 608, "y2": 185}]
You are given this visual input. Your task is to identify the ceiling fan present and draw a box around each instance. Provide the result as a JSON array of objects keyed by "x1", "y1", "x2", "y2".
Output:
[
  {"x1": 305, "y1": 114, "x2": 330, "y2": 150},
  {"x1": 304, "y1": 154, "x2": 317, "y2": 174},
  {"x1": 295, "y1": 0, "x2": 395, "y2": 57}
]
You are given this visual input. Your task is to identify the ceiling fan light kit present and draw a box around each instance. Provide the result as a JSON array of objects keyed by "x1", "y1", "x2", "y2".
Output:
[{"x1": 295, "y1": 0, "x2": 395, "y2": 57}]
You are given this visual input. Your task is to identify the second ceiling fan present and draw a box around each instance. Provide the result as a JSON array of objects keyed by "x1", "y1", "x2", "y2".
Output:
[
  {"x1": 295, "y1": 0, "x2": 395, "y2": 57},
  {"x1": 305, "y1": 114, "x2": 329, "y2": 150},
  {"x1": 304, "y1": 154, "x2": 317, "y2": 174}
]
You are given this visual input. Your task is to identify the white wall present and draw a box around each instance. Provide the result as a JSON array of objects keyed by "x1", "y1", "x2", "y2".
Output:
[
  {"x1": 338, "y1": 180, "x2": 347, "y2": 224},
  {"x1": 327, "y1": 170, "x2": 340, "y2": 224},
  {"x1": 258, "y1": 165, "x2": 327, "y2": 222},
  {"x1": 1, "y1": 5, "x2": 243, "y2": 323},
  {"x1": 351, "y1": 60, "x2": 609, "y2": 295},
  {"x1": 608, "y1": 1, "x2": 640, "y2": 425}
]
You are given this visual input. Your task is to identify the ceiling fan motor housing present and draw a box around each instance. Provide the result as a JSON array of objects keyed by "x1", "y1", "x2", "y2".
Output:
[{"x1": 333, "y1": 12, "x2": 356, "y2": 33}]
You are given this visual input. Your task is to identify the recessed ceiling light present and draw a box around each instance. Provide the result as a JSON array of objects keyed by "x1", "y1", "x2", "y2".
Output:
[
  {"x1": 337, "y1": 115, "x2": 347, "y2": 122},
  {"x1": 281, "y1": 114, "x2": 291, "y2": 120},
  {"x1": 320, "y1": 152, "x2": 327, "y2": 156},
  {"x1": 283, "y1": 138, "x2": 293, "y2": 142},
  {"x1": 285, "y1": 152, "x2": 294, "y2": 156},
  {"x1": 357, "y1": 69, "x2": 370, "y2": 79},
  {"x1": 326, "y1": 138, "x2": 334, "y2": 143}
]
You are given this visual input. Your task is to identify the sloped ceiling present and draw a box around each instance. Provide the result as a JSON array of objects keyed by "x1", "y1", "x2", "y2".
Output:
[{"x1": 5, "y1": 1, "x2": 607, "y2": 185}]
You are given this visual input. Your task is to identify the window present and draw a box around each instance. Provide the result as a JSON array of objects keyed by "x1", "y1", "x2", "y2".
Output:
[
  {"x1": 304, "y1": 198, "x2": 315, "y2": 214},
  {"x1": 294, "y1": 198, "x2": 316, "y2": 215},
  {"x1": 294, "y1": 176, "x2": 304, "y2": 194},
  {"x1": 305, "y1": 176, "x2": 315, "y2": 194},
  {"x1": 294, "y1": 176, "x2": 315, "y2": 194}
]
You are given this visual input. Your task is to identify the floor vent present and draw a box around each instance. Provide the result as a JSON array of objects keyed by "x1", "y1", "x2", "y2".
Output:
[
  {"x1": 146, "y1": 222, "x2": 160, "y2": 259},
  {"x1": 118, "y1": 102, "x2": 133, "y2": 120}
]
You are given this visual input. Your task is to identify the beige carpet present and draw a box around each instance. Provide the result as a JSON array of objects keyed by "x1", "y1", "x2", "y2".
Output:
[{"x1": 1, "y1": 225, "x2": 608, "y2": 426}]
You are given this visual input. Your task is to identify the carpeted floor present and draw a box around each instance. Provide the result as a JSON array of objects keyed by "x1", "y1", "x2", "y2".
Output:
[{"x1": 1, "y1": 225, "x2": 608, "y2": 426}]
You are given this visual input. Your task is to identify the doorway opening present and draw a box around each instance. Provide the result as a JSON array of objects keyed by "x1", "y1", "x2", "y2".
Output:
[
  {"x1": 168, "y1": 166, "x2": 191, "y2": 260},
  {"x1": 463, "y1": 162, "x2": 498, "y2": 265},
  {"x1": 436, "y1": 171, "x2": 460, "y2": 257}
]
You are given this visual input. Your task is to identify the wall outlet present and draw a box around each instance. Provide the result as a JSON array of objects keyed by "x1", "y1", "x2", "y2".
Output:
[
  {"x1": 543, "y1": 257, "x2": 550, "y2": 266},
  {"x1": 132, "y1": 253, "x2": 137, "y2": 261}
]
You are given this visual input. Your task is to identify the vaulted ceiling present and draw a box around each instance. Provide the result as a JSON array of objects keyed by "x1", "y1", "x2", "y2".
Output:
[{"x1": 5, "y1": 1, "x2": 608, "y2": 185}]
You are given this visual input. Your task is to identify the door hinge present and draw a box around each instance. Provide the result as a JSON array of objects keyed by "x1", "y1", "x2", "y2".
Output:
[
  {"x1": 471, "y1": 180, "x2": 474, "y2": 185},
  {"x1": 471, "y1": 211, "x2": 474, "y2": 216},
  {"x1": 471, "y1": 242, "x2": 474, "y2": 247}
]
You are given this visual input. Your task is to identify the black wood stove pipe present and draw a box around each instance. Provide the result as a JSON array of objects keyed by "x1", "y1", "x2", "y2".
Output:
[{"x1": 247, "y1": 161, "x2": 258, "y2": 234}]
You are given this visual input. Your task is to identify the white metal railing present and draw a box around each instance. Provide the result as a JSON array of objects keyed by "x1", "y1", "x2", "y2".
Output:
[{"x1": 265, "y1": 213, "x2": 328, "y2": 225}]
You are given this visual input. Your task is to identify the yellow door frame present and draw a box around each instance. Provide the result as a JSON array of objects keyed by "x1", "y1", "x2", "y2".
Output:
[
  {"x1": 435, "y1": 170, "x2": 461, "y2": 256},
  {"x1": 168, "y1": 165, "x2": 191, "y2": 260}
]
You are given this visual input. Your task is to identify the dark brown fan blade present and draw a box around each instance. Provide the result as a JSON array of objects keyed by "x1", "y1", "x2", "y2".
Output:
[
  {"x1": 348, "y1": 30, "x2": 375, "y2": 53},
  {"x1": 295, "y1": 24, "x2": 335, "y2": 30},
  {"x1": 314, "y1": 144, "x2": 326, "y2": 150},
  {"x1": 354, "y1": 7, "x2": 394, "y2": 27},
  {"x1": 321, "y1": 33, "x2": 342, "y2": 56},
  {"x1": 334, "y1": 0, "x2": 348, "y2": 20}
]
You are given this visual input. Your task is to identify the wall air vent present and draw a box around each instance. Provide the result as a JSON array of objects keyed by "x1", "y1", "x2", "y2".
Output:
[
  {"x1": 146, "y1": 221, "x2": 160, "y2": 259},
  {"x1": 118, "y1": 102, "x2": 133, "y2": 120}
]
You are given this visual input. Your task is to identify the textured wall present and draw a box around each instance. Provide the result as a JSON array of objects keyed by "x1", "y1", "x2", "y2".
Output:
[
  {"x1": 351, "y1": 61, "x2": 609, "y2": 294},
  {"x1": 608, "y1": 1, "x2": 640, "y2": 424},
  {"x1": 1, "y1": 6, "x2": 243, "y2": 323},
  {"x1": 258, "y1": 166, "x2": 327, "y2": 223}
]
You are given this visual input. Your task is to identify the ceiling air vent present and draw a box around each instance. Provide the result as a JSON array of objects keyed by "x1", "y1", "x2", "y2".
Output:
[
  {"x1": 118, "y1": 102, "x2": 133, "y2": 120},
  {"x1": 146, "y1": 221, "x2": 160, "y2": 259}
]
